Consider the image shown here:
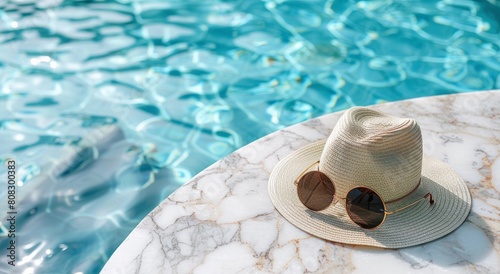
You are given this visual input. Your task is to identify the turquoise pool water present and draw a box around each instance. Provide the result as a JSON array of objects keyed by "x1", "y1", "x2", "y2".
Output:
[{"x1": 0, "y1": 0, "x2": 499, "y2": 273}]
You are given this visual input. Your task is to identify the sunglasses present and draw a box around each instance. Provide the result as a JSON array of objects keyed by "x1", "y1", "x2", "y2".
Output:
[{"x1": 295, "y1": 161, "x2": 434, "y2": 229}]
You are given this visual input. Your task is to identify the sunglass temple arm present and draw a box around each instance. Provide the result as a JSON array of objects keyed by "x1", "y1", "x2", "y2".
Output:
[
  {"x1": 294, "y1": 161, "x2": 320, "y2": 186},
  {"x1": 385, "y1": 193, "x2": 434, "y2": 215}
]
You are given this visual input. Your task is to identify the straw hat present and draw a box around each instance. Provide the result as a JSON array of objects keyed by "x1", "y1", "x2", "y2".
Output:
[{"x1": 268, "y1": 107, "x2": 471, "y2": 248}]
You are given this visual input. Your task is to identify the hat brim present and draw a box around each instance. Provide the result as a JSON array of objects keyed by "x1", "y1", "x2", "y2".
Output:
[{"x1": 268, "y1": 140, "x2": 472, "y2": 248}]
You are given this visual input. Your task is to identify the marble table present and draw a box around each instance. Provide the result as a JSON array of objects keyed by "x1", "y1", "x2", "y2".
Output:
[{"x1": 102, "y1": 90, "x2": 500, "y2": 273}]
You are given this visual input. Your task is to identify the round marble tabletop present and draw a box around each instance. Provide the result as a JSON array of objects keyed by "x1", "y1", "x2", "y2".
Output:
[{"x1": 102, "y1": 90, "x2": 500, "y2": 273}]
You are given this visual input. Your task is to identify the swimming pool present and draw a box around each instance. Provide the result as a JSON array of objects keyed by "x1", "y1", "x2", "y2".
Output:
[{"x1": 0, "y1": 0, "x2": 498, "y2": 273}]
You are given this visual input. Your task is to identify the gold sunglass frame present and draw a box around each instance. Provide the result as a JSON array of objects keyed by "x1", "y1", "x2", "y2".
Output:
[{"x1": 295, "y1": 161, "x2": 434, "y2": 229}]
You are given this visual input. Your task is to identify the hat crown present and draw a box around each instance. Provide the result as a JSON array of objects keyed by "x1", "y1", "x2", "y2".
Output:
[{"x1": 319, "y1": 107, "x2": 422, "y2": 202}]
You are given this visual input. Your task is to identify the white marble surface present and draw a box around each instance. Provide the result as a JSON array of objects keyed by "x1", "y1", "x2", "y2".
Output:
[{"x1": 102, "y1": 91, "x2": 500, "y2": 274}]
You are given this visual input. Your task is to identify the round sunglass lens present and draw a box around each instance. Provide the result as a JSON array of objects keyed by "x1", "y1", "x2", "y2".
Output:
[
  {"x1": 346, "y1": 187, "x2": 385, "y2": 229},
  {"x1": 297, "y1": 171, "x2": 335, "y2": 211}
]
